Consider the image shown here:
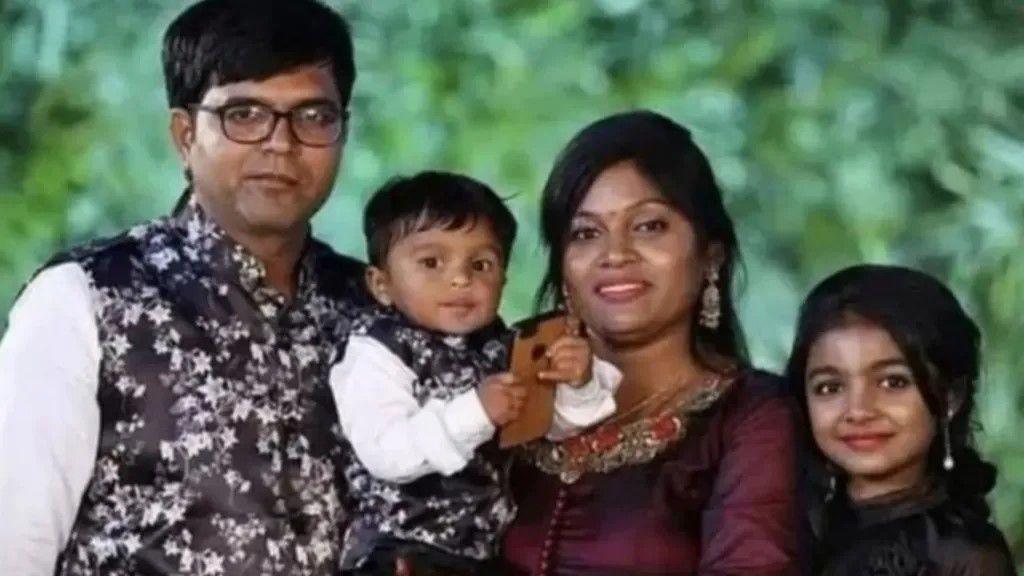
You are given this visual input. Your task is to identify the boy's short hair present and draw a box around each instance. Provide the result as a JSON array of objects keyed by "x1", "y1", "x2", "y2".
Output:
[
  {"x1": 363, "y1": 171, "x2": 518, "y2": 267},
  {"x1": 162, "y1": 0, "x2": 356, "y2": 109}
]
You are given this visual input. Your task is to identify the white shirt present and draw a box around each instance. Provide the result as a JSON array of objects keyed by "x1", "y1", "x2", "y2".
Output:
[
  {"x1": 0, "y1": 263, "x2": 101, "y2": 576},
  {"x1": 330, "y1": 334, "x2": 621, "y2": 484}
]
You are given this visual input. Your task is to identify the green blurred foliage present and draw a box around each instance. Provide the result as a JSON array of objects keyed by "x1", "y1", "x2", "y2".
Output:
[{"x1": 1, "y1": 0, "x2": 1022, "y2": 565}]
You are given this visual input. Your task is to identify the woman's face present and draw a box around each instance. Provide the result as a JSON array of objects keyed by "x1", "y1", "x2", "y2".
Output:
[
  {"x1": 804, "y1": 320, "x2": 936, "y2": 500},
  {"x1": 561, "y1": 160, "x2": 710, "y2": 349}
]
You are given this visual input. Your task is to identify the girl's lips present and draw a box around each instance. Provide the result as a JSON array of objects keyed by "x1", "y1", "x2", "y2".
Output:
[
  {"x1": 593, "y1": 281, "x2": 650, "y2": 303},
  {"x1": 839, "y1": 432, "x2": 894, "y2": 452}
]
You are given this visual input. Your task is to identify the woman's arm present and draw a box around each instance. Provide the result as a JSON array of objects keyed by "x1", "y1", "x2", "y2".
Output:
[
  {"x1": 547, "y1": 357, "x2": 621, "y2": 441},
  {"x1": 698, "y1": 379, "x2": 801, "y2": 576}
]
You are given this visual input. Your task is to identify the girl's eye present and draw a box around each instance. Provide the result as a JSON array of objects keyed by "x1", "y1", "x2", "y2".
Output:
[
  {"x1": 419, "y1": 257, "x2": 440, "y2": 269},
  {"x1": 811, "y1": 380, "x2": 842, "y2": 396},
  {"x1": 568, "y1": 225, "x2": 600, "y2": 242},
  {"x1": 880, "y1": 374, "x2": 912, "y2": 390},
  {"x1": 635, "y1": 219, "x2": 668, "y2": 233},
  {"x1": 472, "y1": 259, "x2": 495, "y2": 272}
]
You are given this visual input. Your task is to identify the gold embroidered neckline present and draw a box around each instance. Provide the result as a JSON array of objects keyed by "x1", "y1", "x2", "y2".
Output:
[{"x1": 520, "y1": 370, "x2": 736, "y2": 484}]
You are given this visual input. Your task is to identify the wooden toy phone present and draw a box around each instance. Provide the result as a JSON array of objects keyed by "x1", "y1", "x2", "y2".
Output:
[{"x1": 498, "y1": 311, "x2": 574, "y2": 448}]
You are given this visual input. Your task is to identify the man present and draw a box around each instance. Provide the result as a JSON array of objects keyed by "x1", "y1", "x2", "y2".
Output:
[{"x1": 0, "y1": 1, "x2": 371, "y2": 574}]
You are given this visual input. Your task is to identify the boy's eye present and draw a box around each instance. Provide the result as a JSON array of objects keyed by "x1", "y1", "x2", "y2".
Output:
[
  {"x1": 635, "y1": 219, "x2": 667, "y2": 233},
  {"x1": 472, "y1": 259, "x2": 495, "y2": 272},
  {"x1": 419, "y1": 257, "x2": 440, "y2": 269}
]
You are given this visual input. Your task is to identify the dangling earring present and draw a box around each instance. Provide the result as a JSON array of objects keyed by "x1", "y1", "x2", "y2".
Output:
[
  {"x1": 698, "y1": 267, "x2": 721, "y2": 330},
  {"x1": 823, "y1": 462, "x2": 838, "y2": 503},
  {"x1": 560, "y1": 285, "x2": 574, "y2": 316},
  {"x1": 942, "y1": 409, "x2": 955, "y2": 471}
]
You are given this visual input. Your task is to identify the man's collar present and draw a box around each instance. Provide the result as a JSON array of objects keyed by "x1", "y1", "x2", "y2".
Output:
[{"x1": 171, "y1": 192, "x2": 317, "y2": 313}]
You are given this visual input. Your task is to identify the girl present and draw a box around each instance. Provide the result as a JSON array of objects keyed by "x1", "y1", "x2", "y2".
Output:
[{"x1": 787, "y1": 264, "x2": 1015, "y2": 575}]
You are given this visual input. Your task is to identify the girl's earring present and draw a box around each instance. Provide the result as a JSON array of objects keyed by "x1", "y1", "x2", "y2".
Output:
[
  {"x1": 942, "y1": 409, "x2": 955, "y2": 471},
  {"x1": 824, "y1": 462, "x2": 838, "y2": 503}
]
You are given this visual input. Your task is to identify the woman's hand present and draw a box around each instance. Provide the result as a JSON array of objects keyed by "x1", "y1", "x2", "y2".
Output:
[{"x1": 538, "y1": 316, "x2": 592, "y2": 387}]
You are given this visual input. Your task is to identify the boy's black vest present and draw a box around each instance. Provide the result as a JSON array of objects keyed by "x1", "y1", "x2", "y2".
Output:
[{"x1": 340, "y1": 311, "x2": 515, "y2": 570}]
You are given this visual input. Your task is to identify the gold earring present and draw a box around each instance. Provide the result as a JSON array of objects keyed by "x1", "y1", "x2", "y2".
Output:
[
  {"x1": 560, "y1": 286, "x2": 572, "y2": 314},
  {"x1": 698, "y1": 268, "x2": 721, "y2": 330}
]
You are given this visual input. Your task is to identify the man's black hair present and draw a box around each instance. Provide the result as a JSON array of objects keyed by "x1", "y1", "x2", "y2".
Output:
[{"x1": 162, "y1": 0, "x2": 356, "y2": 109}]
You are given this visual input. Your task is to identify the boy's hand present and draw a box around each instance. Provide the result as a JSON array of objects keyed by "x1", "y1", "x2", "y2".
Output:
[
  {"x1": 538, "y1": 316, "x2": 592, "y2": 388},
  {"x1": 478, "y1": 372, "x2": 527, "y2": 426}
]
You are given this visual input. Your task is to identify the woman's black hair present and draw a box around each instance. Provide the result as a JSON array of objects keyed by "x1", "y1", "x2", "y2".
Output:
[
  {"x1": 537, "y1": 110, "x2": 747, "y2": 367},
  {"x1": 786, "y1": 264, "x2": 997, "y2": 520}
]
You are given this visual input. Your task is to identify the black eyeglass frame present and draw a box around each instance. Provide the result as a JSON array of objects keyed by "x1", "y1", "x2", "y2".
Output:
[{"x1": 190, "y1": 102, "x2": 350, "y2": 147}]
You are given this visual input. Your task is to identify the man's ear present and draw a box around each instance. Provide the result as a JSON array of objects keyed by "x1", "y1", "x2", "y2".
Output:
[
  {"x1": 169, "y1": 108, "x2": 195, "y2": 167},
  {"x1": 365, "y1": 266, "x2": 393, "y2": 307}
]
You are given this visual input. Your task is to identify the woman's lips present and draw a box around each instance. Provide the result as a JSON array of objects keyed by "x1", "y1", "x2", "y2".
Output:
[
  {"x1": 593, "y1": 281, "x2": 650, "y2": 303},
  {"x1": 839, "y1": 432, "x2": 894, "y2": 452}
]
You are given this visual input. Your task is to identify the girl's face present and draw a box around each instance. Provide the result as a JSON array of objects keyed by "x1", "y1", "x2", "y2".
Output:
[{"x1": 804, "y1": 320, "x2": 936, "y2": 500}]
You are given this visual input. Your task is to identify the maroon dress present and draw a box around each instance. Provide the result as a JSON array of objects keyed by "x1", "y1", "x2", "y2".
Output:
[{"x1": 502, "y1": 370, "x2": 800, "y2": 576}]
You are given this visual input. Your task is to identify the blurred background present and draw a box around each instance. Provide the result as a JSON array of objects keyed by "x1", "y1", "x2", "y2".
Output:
[{"x1": 1, "y1": 0, "x2": 1022, "y2": 564}]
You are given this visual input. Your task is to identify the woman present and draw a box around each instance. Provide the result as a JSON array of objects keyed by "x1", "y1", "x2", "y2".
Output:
[
  {"x1": 786, "y1": 265, "x2": 1016, "y2": 575},
  {"x1": 501, "y1": 111, "x2": 801, "y2": 575}
]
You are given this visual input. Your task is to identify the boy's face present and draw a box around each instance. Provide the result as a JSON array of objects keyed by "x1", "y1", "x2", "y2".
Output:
[{"x1": 367, "y1": 221, "x2": 506, "y2": 335}]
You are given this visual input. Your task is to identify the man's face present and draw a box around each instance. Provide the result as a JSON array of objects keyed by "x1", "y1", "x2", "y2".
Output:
[{"x1": 174, "y1": 64, "x2": 344, "y2": 240}]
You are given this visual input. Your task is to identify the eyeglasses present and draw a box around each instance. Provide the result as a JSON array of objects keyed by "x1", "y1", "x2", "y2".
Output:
[{"x1": 191, "y1": 101, "x2": 348, "y2": 147}]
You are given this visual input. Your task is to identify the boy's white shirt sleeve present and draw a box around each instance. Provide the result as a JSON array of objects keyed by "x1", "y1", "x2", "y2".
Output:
[
  {"x1": 331, "y1": 335, "x2": 496, "y2": 484},
  {"x1": 0, "y1": 263, "x2": 101, "y2": 576},
  {"x1": 546, "y1": 356, "x2": 622, "y2": 441}
]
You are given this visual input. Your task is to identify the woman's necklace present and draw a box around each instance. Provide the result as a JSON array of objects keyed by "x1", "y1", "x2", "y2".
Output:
[{"x1": 520, "y1": 368, "x2": 737, "y2": 484}]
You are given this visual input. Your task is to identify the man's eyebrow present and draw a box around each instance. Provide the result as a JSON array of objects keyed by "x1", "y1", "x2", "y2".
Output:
[
  {"x1": 291, "y1": 97, "x2": 342, "y2": 109},
  {"x1": 217, "y1": 96, "x2": 341, "y2": 109},
  {"x1": 218, "y1": 96, "x2": 264, "y2": 107}
]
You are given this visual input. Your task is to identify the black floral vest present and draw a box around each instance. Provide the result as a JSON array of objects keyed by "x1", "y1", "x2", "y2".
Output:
[
  {"x1": 51, "y1": 203, "x2": 371, "y2": 575},
  {"x1": 340, "y1": 311, "x2": 516, "y2": 569}
]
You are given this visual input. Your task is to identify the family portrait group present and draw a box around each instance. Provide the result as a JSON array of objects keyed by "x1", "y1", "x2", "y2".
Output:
[{"x1": 0, "y1": 0, "x2": 1021, "y2": 574}]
